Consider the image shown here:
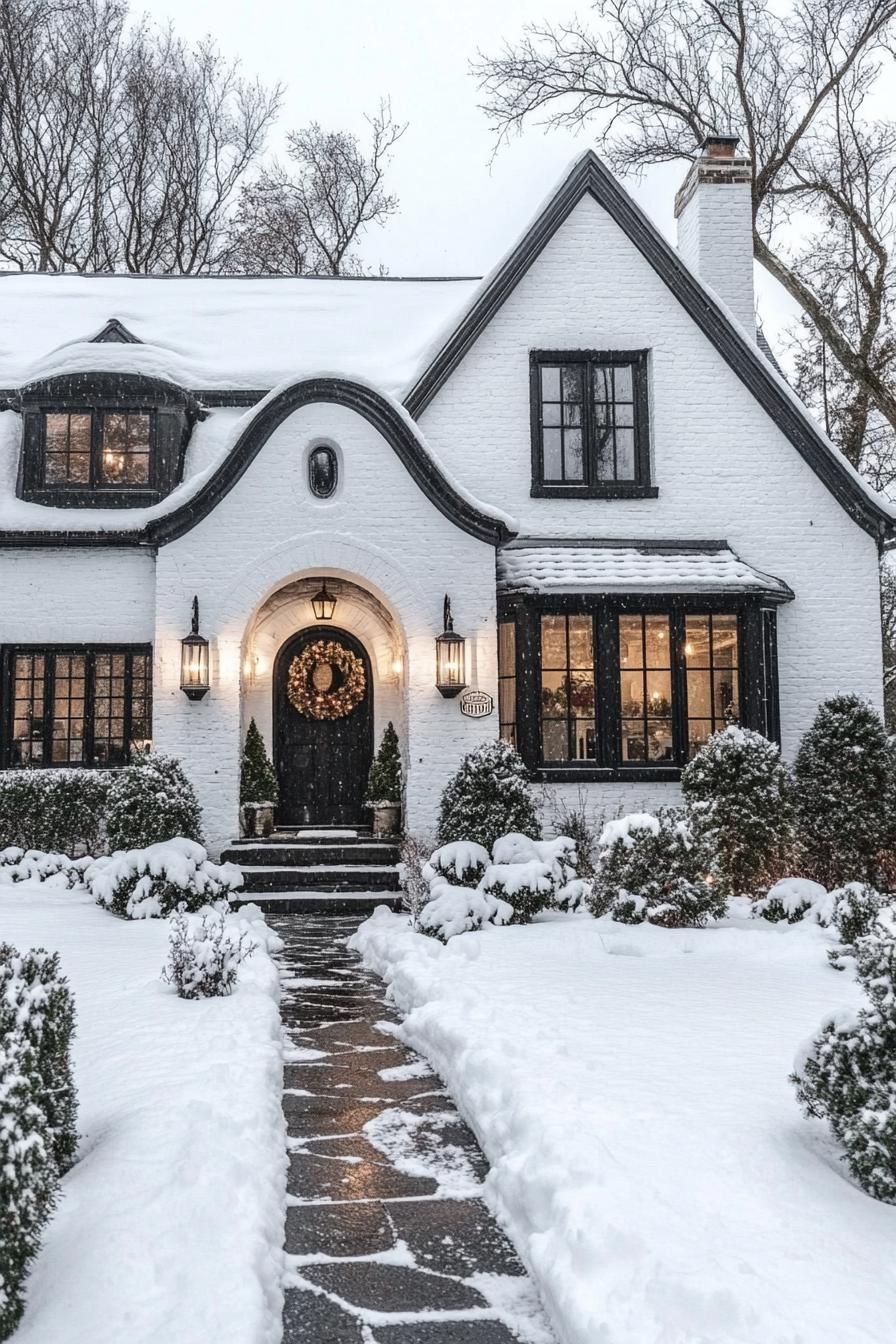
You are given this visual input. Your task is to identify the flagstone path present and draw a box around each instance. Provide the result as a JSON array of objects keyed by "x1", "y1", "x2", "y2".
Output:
[{"x1": 270, "y1": 913, "x2": 555, "y2": 1344}]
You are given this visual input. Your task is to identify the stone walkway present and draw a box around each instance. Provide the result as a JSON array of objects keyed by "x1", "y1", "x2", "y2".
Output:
[{"x1": 271, "y1": 914, "x2": 556, "y2": 1344}]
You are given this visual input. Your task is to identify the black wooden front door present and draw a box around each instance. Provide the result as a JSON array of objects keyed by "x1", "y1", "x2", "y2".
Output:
[{"x1": 274, "y1": 626, "x2": 374, "y2": 827}]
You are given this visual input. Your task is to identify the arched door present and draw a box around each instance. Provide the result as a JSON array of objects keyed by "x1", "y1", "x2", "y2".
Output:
[{"x1": 274, "y1": 626, "x2": 374, "y2": 827}]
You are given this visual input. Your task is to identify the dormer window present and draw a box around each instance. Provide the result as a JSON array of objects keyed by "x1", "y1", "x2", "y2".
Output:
[
  {"x1": 530, "y1": 350, "x2": 657, "y2": 499},
  {"x1": 18, "y1": 372, "x2": 201, "y2": 508}
]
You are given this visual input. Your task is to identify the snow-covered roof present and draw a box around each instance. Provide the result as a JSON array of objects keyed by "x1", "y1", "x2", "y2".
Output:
[
  {"x1": 0, "y1": 274, "x2": 480, "y2": 397},
  {"x1": 497, "y1": 539, "x2": 794, "y2": 599}
]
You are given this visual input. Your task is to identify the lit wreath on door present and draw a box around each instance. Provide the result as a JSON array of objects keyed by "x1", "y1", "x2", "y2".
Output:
[{"x1": 287, "y1": 639, "x2": 366, "y2": 720}]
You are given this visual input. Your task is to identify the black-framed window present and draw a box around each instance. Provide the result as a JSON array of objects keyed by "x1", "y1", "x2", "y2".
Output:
[
  {"x1": 41, "y1": 409, "x2": 153, "y2": 491},
  {"x1": 530, "y1": 350, "x2": 655, "y2": 498},
  {"x1": 500, "y1": 596, "x2": 776, "y2": 781},
  {"x1": 498, "y1": 620, "x2": 517, "y2": 746},
  {"x1": 3, "y1": 646, "x2": 152, "y2": 768}
]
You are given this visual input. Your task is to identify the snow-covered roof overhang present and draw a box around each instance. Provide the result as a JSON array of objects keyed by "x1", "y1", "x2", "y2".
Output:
[{"x1": 497, "y1": 538, "x2": 794, "y2": 601}]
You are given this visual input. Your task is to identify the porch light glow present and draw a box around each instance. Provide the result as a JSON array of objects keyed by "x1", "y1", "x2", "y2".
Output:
[
  {"x1": 436, "y1": 595, "x2": 466, "y2": 699},
  {"x1": 311, "y1": 580, "x2": 337, "y2": 621},
  {"x1": 180, "y1": 596, "x2": 210, "y2": 700}
]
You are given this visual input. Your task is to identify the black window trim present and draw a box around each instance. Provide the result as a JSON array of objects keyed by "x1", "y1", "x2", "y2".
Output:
[
  {"x1": 36, "y1": 406, "x2": 159, "y2": 506},
  {"x1": 530, "y1": 349, "x2": 657, "y2": 499},
  {"x1": 500, "y1": 592, "x2": 778, "y2": 782},
  {"x1": 0, "y1": 643, "x2": 153, "y2": 770}
]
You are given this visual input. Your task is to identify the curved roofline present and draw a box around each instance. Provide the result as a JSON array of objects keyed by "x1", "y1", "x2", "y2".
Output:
[
  {"x1": 0, "y1": 377, "x2": 514, "y2": 549},
  {"x1": 404, "y1": 151, "x2": 893, "y2": 545}
]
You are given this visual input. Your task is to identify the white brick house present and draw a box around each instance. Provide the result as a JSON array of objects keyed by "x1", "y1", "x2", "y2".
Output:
[{"x1": 0, "y1": 139, "x2": 891, "y2": 857}]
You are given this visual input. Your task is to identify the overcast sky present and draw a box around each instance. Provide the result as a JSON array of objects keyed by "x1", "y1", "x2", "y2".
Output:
[{"x1": 143, "y1": 0, "x2": 799, "y2": 345}]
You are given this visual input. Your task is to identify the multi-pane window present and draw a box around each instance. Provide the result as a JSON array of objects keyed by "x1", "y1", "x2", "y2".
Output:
[
  {"x1": 42, "y1": 411, "x2": 153, "y2": 490},
  {"x1": 498, "y1": 620, "x2": 517, "y2": 746},
  {"x1": 532, "y1": 352, "x2": 649, "y2": 490},
  {"x1": 619, "y1": 614, "x2": 674, "y2": 763},
  {"x1": 44, "y1": 413, "x2": 92, "y2": 485},
  {"x1": 540, "y1": 614, "x2": 597, "y2": 762},
  {"x1": 6, "y1": 648, "x2": 152, "y2": 768},
  {"x1": 684, "y1": 614, "x2": 739, "y2": 757},
  {"x1": 100, "y1": 413, "x2": 151, "y2": 485}
]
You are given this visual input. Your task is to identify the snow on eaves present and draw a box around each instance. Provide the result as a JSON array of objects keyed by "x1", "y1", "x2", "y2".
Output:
[{"x1": 497, "y1": 540, "x2": 793, "y2": 597}]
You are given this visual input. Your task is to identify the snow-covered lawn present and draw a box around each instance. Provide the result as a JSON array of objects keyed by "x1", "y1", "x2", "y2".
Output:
[
  {"x1": 352, "y1": 907, "x2": 896, "y2": 1344},
  {"x1": 1, "y1": 884, "x2": 286, "y2": 1344}
]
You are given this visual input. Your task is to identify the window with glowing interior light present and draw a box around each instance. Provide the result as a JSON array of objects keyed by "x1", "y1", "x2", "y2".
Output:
[{"x1": 42, "y1": 410, "x2": 153, "y2": 489}]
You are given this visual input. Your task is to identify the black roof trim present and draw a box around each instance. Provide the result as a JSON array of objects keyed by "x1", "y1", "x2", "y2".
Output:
[
  {"x1": 92, "y1": 317, "x2": 141, "y2": 344},
  {"x1": 405, "y1": 151, "x2": 892, "y2": 543},
  {"x1": 502, "y1": 536, "x2": 731, "y2": 552},
  {"x1": 195, "y1": 389, "x2": 268, "y2": 407}
]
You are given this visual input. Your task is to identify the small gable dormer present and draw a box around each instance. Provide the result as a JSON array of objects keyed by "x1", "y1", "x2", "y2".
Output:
[
  {"x1": 15, "y1": 371, "x2": 202, "y2": 508},
  {"x1": 91, "y1": 317, "x2": 142, "y2": 344}
]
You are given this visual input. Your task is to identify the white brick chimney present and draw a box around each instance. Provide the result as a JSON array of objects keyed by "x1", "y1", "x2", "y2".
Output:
[{"x1": 674, "y1": 135, "x2": 755, "y2": 336}]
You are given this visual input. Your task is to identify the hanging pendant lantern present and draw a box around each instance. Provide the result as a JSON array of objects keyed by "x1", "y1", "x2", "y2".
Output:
[
  {"x1": 436, "y1": 595, "x2": 466, "y2": 698},
  {"x1": 180, "y1": 596, "x2": 210, "y2": 700},
  {"x1": 311, "y1": 579, "x2": 337, "y2": 621}
]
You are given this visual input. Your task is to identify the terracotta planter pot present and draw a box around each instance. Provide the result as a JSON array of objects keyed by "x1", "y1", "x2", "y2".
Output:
[{"x1": 371, "y1": 802, "x2": 401, "y2": 837}]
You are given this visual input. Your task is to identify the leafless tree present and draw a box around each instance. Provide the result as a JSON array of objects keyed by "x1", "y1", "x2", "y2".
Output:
[
  {"x1": 474, "y1": 1, "x2": 896, "y2": 453},
  {"x1": 0, "y1": 0, "x2": 281, "y2": 272},
  {"x1": 226, "y1": 100, "x2": 406, "y2": 275}
]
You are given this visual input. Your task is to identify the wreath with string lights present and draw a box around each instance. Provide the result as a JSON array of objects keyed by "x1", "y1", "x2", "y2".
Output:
[{"x1": 287, "y1": 639, "x2": 366, "y2": 720}]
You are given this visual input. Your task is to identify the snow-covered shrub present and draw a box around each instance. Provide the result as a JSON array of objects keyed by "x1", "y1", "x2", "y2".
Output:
[
  {"x1": 590, "y1": 810, "x2": 724, "y2": 928},
  {"x1": 424, "y1": 840, "x2": 490, "y2": 889},
  {"x1": 681, "y1": 725, "x2": 794, "y2": 898},
  {"x1": 793, "y1": 695, "x2": 895, "y2": 888},
  {"x1": 0, "y1": 849, "x2": 91, "y2": 889},
  {"x1": 397, "y1": 833, "x2": 433, "y2": 925},
  {"x1": 0, "y1": 1032, "x2": 58, "y2": 1339},
  {"x1": 0, "y1": 769, "x2": 109, "y2": 855},
  {"x1": 0, "y1": 944, "x2": 78, "y2": 1173},
  {"x1": 436, "y1": 739, "x2": 541, "y2": 851},
  {"x1": 547, "y1": 787, "x2": 598, "y2": 878},
  {"x1": 831, "y1": 883, "x2": 886, "y2": 945},
  {"x1": 753, "y1": 877, "x2": 833, "y2": 925},
  {"x1": 792, "y1": 909, "x2": 896, "y2": 1203},
  {"x1": 86, "y1": 838, "x2": 242, "y2": 920},
  {"x1": 480, "y1": 832, "x2": 580, "y2": 924},
  {"x1": 106, "y1": 751, "x2": 203, "y2": 851},
  {"x1": 417, "y1": 879, "x2": 513, "y2": 942},
  {"x1": 163, "y1": 909, "x2": 254, "y2": 1000}
]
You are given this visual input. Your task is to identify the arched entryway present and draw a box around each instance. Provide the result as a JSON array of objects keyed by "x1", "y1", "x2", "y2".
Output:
[{"x1": 273, "y1": 625, "x2": 374, "y2": 826}]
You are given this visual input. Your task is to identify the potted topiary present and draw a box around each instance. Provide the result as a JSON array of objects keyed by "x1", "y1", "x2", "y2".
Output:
[
  {"x1": 239, "y1": 718, "x2": 279, "y2": 838},
  {"x1": 366, "y1": 722, "x2": 402, "y2": 837}
]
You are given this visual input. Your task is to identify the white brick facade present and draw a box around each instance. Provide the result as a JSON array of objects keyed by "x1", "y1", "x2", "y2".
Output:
[{"x1": 0, "y1": 150, "x2": 888, "y2": 853}]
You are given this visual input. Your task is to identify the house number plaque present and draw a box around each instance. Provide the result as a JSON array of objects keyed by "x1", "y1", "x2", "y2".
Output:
[{"x1": 459, "y1": 689, "x2": 494, "y2": 718}]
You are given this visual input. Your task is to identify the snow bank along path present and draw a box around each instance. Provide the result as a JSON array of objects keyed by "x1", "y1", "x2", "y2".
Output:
[
  {"x1": 351, "y1": 908, "x2": 896, "y2": 1344},
  {"x1": 1, "y1": 885, "x2": 286, "y2": 1344}
]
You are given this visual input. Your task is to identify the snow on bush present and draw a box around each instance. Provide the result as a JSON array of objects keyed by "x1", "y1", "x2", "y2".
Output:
[
  {"x1": 0, "y1": 769, "x2": 109, "y2": 856},
  {"x1": 416, "y1": 879, "x2": 513, "y2": 941},
  {"x1": 397, "y1": 833, "x2": 433, "y2": 925},
  {"x1": 436, "y1": 739, "x2": 541, "y2": 851},
  {"x1": 0, "y1": 1031, "x2": 58, "y2": 1340},
  {"x1": 681, "y1": 724, "x2": 794, "y2": 898},
  {"x1": 85, "y1": 838, "x2": 243, "y2": 920},
  {"x1": 753, "y1": 877, "x2": 833, "y2": 925},
  {"x1": 827, "y1": 883, "x2": 888, "y2": 972},
  {"x1": 792, "y1": 909, "x2": 896, "y2": 1204},
  {"x1": 106, "y1": 751, "x2": 204, "y2": 851},
  {"x1": 590, "y1": 809, "x2": 725, "y2": 927},
  {"x1": 794, "y1": 695, "x2": 895, "y2": 888},
  {"x1": 163, "y1": 909, "x2": 255, "y2": 1000},
  {"x1": 0, "y1": 944, "x2": 78, "y2": 1174},
  {"x1": 424, "y1": 840, "x2": 490, "y2": 888},
  {"x1": 482, "y1": 832, "x2": 580, "y2": 924},
  {"x1": 0, "y1": 850, "x2": 91, "y2": 889}
]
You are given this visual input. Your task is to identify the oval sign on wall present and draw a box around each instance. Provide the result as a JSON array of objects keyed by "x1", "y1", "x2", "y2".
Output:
[{"x1": 459, "y1": 689, "x2": 494, "y2": 718}]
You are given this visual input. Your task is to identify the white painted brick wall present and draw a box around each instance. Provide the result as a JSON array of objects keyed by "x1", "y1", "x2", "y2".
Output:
[
  {"x1": 676, "y1": 176, "x2": 756, "y2": 334},
  {"x1": 0, "y1": 548, "x2": 155, "y2": 642}
]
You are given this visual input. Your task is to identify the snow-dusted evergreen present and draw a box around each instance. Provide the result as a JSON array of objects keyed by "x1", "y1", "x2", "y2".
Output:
[
  {"x1": 436, "y1": 740, "x2": 540, "y2": 852},
  {"x1": 415, "y1": 883, "x2": 513, "y2": 941},
  {"x1": 163, "y1": 909, "x2": 254, "y2": 1000},
  {"x1": 366, "y1": 721, "x2": 402, "y2": 804},
  {"x1": 425, "y1": 840, "x2": 490, "y2": 888},
  {"x1": 106, "y1": 752, "x2": 203, "y2": 851},
  {"x1": 86, "y1": 838, "x2": 242, "y2": 919},
  {"x1": 481, "y1": 832, "x2": 580, "y2": 924},
  {"x1": 0, "y1": 850, "x2": 90, "y2": 888},
  {"x1": 0, "y1": 770, "x2": 108, "y2": 856},
  {"x1": 239, "y1": 718, "x2": 278, "y2": 807},
  {"x1": 754, "y1": 877, "x2": 833, "y2": 925},
  {"x1": 793, "y1": 909, "x2": 896, "y2": 1203},
  {"x1": 827, "y1": 883, "x2": 888, "y2": 971},
  {"x1": 793, "y1": 696, "x2": 894, "y2": 888},
  {"x1": 681, "y1": 724, "x2": 794, "y2": 899},
  {"x1": 590, "y1": 810, "x2": 725, "y2": 927},
  {"x1": 397, "y1": 833, "x2": 432, "y2": 925}
]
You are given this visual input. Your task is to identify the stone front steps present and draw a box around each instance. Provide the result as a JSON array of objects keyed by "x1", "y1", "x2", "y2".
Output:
[{"x1": 223, "y1": 828, "x2": 403, "y2": 913}]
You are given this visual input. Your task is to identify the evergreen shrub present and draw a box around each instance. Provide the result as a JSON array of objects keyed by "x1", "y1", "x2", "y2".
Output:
[
  {"x1": 437, "y1": 740, "x2": 540, "y2": 852},
  {"x1": 106, "y1": 752, "x2": 203, "y2": 851},
  {"x1": 239, "y1": 719, "x2": 278, "y2": 806},
  {"x1": 0, "y1": 770, "x2": 109, "y2": 854},
  {"x1": 163, "y1": 909, "x2": 254, "y2": 1000},
  {"x1": 366, "y1": 722, "x2": 402, "y2": 804},
  {"x1": 590, "y1": 810, "x2": 724, "y2": 927},
  {"x1": 681, "y1": 725, "x2": 794, "y2": 899},
  {"x1": 86, "y1": 838, "x2": 242, "y2": 919}
]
